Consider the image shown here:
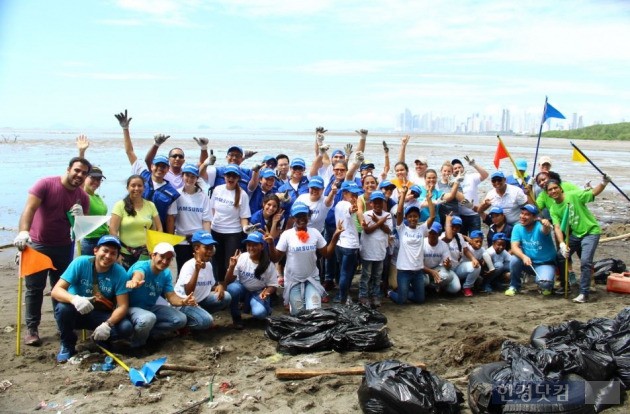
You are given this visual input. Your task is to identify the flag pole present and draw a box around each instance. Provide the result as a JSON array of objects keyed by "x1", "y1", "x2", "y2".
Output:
[
  {"x1": 531, "y1": 97, "x2": 548, "y2": 181},
  {"x1": 570, "y1": 142, "x2": 630, "y2": 203},
  {"x1": 497, "y1": 135, "x2": 536, "y2": 202},
  {"x1": 16, "y1": 252, "x2": 23, "y2": 356},
  {"x1": 564, "y1": 216, "x2": 570, "y2": 300}
]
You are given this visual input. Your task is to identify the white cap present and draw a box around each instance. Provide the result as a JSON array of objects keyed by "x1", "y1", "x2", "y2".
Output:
[
  {"x1": 539, "y1": 156, "x2": 552, "y2": 166},
  {"x1": 153, "y1": 242, "x2": 175, "y2": 256}
]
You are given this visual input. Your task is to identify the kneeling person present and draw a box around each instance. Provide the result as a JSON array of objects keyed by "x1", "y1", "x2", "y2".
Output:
[{"x1": 51, "y1": 235, "x2": 133, "y2": 362}]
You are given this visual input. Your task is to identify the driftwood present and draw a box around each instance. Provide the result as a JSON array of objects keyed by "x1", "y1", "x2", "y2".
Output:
[
  {"x1": 159, "y1": 363, "x2": 210, "y2": 373},
  {"x1": 600, "y1": 232, "x2": 630, "y2": 243},
  {"x1": 275, "y1": 362, "x2": 427, "y2": 380}
]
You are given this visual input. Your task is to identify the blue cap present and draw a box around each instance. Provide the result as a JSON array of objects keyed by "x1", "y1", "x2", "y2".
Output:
[
  {"x1": 97, "y1": 235, "x2": 121, "y2": 248},
  {"x1": 290, "y1": 203, "x2": 310, "y2": 217},
  {"x1": 521, "y1": 204, "x2": 539, "y2": 215},
  {"x1": 182, "y1": 163, "x2": 199, "y2": 177},
  {"x1": 263, "y1": 155, "x2": 277, "y2": 166},
  {"x1": 409, "y1": 185, "x2": 422, "y2": 195},
  {"x1": 153, "y1": 155, "x2": 169, "y2": 165},
  {"x1": 492, "y1": 232, "x2": 507, "y2": 242},
  {"x1": 260, "y1": 169, "x2": 276, "y2": 179},
  {"x1": 308, "y1": 176, "x2": 324, "y2": 189},
  {"x1": 379, "y1": 180, "x2": 395, "y2": 189},
  {"x1": 243, "y1": 232, "x2": 264, "y2": 245},
  {"x1": 451, "y1": 216, "x2": 463, "y2": 226},
  {"x1": 227, "y1": 146, "x2": 243, "y2": 155},
  {"x1": 340, "y1": 181, "x2": 361, "y2": 194},
  {"x1": 331, "y1": 149, "x2": 344, "y2": 158},
  {"x1": 191, "y1": 230, "x2": 217, "y2": 245},
  {"x1": 369, "y1": 191, "x2": 386, "y2": 201},
  {"x1": 404, "y1": 205, "x2": 420, "y2": 216},
  {"x1": 429, "y1": 222, "x2": 443, "y2": 233},
  {"x1": 360, "y1": 161, "x2": 375, "y2": 171},
  {"x1": 489, "y1": 206, "x2": 504, "y2": 216},
  {"x1": 491, "y1": 171, "x2": 505, "y2": 180},
  {"x1": 224, "y1": 164, "x2": 240, "y2": 176},
  {"x1": 290, "y1": 158, "x2": 306, "y2": 169},
  {"x1": 515, "y1": 159, "x2": 527, "y2": 171},
  {"x1": 470, "y1": 230, "x2": 484, "y2": 239}
]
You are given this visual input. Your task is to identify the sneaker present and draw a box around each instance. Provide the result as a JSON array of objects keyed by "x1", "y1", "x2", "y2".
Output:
[
  {"x1": 554, "y1": 286, "x2": 570, "y2": 295},
  {"x1": 504, "y1": 287, "x2": 518, "y2": 296},
  {"x1": 57, "y1": 344, "x2": 76, "y2": 363},
  {"x1": 372, "y1": 297, "x2": 382, "y2": 307},
  {"x1": 541, "y1": 289, "x2": 553, "y2": 296},
  {"x1": 25, "y1": 330, "x2": 42, "y2": 347},
  {"x1": 345, "y1": 297, "x2": 353, "y2": 306},
  {"x1": 572, "y1": 294, "x2": 588, "y2": 303},
  {"x1": 463, "y1": 288, "x2": 473, "y2": 297},
  {"x1": 321, "y1": 295, "x2": 330, "y2": 303}
]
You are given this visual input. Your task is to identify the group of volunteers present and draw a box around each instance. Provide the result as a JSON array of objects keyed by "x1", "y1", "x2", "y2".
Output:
[{"x1": 13, "y1": 109, "x2": 612, "y2": 363}]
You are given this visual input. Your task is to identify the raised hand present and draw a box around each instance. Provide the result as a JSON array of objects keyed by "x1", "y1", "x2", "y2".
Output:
[
  {"x1": 76, "y1": 135, "x2": 89, "y2": 153},
  {"x1": 279, "y1": 190, "x2": 291, "y2": 203},
  {"x1": 463, "y1": 155, "x2": 476, "y2": 166},
  {"x1": 207, "y1": 149, "x2": 217, "y2": 166},
  {"x1": 153, "y1": 134, "x2": 170, "y2": 147},
  {"x1": 252, "y1": 163, "x2": 263, "y2": 173},
  {"x1": 344, "y1": 143, "x2": 353, "y2": 157},
  {"x1": 315, "y1": 126, "x2": 327, "y2": 145},
  {"x1": 354, "y1": 150, "x2": 364, "y2": 164},
  {"x1": 244, "y1": 223, "x2": 261, "y2": 235},
  {"x1": 273, "y1": 208, "x2": 284, "y2": 223},
  {"x1": 229, "y1": 249, "x2": 241, "y2": 267},
  {"x1": 244, "y1": 150, "x2": 258, "y2": 160},
  {"x1": 401, "y1": 135, "x2": 410, "y2": 145},
  {"x1": 335, "y1": 219, "x2": 345, "y2": 235},
  {"x1": 355, "y1": 129, "x2": 368, "y2": 139},
  {"x1": 319, "y1": 144, "x2": 330, "y2": 155},
  {"x1": 114, "y1": 109, "x2": 132, "y2": 129},
  {"x1": 193, "y1": 137, "x2": 209, "y2": 150},
  {"x1": 382, "y1": 140, "x2": 389, "y2": 153}
]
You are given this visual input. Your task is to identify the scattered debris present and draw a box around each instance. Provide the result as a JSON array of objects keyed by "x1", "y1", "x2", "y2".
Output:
[{"x1": 0, "y1": 380, "x2": 12, "y2": 392}]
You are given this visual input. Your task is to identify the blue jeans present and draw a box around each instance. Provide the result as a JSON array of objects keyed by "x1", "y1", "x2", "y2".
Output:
[
  {"x1": 508, "y1": 256, "x2": 555, "y2": 291},
  {"x1": 226, "y1": 281, "x2": 271, "y2": 323},
  {"x1": 455, "y1": 261, "x2": 482, "y2": 289},
  {"x1": 288, "y1": 282, "x2": 322, "y2": 315},
  {"x1": 483, "y1": 263, "x2": 509, "y2": 289},
  {"x1": 569, "y1": 233, "x2": 600, "y2": 296},
  {"x1": 80, "y1": 238, "x2": 100, "y2": 256},
  {"x1": 179, "y1": 291, "x2": 232, "y2": 330},
  {"x1": 324, "y1": 224, "x2": 339, "y2": 283},
  {"x1": 390, "y1": 269, "x2": 426, "y2": 304},
  {"x1": 360, "y1": 259, "x2": 384, "y2": 299},
  {"x1": 25, "y1": 242, "x2": 74, "y2": 331},
  {"x1": 127, "y1": 305, "x2": 187, "y2": 347},
  {"x1": 335, "y1": 246, "x2": 359, "y2": 301},
  {"x1": 54, "y1": 302, "x2": 133, "y2": 348},
  {"x1": 460, "y1": 214, "x2": 481, "y2": 236},
  {"x1": 430, "y1": 266, "x2": 461, "y2": 293}
]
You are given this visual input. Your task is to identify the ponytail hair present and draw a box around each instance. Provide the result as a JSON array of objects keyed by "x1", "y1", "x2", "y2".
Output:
[
  {"x1": 233, "y1": 184, "x2": 241, "y2": 208},
  {"x1": 123, "y1": 174, "x2": 144, "y2": 217},
  {"x1": 254, "y1": 247, "x2": 271, "y2": 280}
]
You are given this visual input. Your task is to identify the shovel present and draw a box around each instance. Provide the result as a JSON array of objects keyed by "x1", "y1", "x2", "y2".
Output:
[{"x1": 98, "y1": 345, "x2": 166, "y2": 386}]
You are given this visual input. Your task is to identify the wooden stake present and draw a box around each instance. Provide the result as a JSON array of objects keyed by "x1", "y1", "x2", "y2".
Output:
[{"x1": 275, "y1": 362, "x2": 427, "y2": 380}]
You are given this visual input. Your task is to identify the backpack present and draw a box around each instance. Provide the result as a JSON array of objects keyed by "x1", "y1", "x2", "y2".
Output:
[{"x1": 593, "y1": 258, "x2": 627, "y2": 284}]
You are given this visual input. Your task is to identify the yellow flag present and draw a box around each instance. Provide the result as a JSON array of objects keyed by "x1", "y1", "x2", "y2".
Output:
[
  {"x1": 572, "y1": 148, "x2": 586, "y2": 163},
  {"x1": 145, "y1": 229, "x2": 186, "y2": 254}
]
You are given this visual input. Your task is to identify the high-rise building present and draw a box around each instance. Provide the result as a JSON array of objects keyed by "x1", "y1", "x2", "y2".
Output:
[{"x1": 571, "y1": 113, "x2": 578, "y2": 130}]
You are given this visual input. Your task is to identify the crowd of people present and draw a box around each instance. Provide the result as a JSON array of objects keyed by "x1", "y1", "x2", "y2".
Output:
[{"x1": 12, "y1": 109, "x2": 612, "y2": 363}]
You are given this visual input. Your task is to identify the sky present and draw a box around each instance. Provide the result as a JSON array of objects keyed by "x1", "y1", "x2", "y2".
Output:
[{"x1": 0, "y1": 0, "x2": 629, "y2": 131}]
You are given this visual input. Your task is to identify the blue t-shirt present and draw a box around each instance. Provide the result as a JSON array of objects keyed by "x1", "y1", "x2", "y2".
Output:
[
  {"x1": 127, "y1": 260, "x2": 175, "y2": 309},
  {"x1": 61, "y1": 256, "x2": 129, "y2": 300},
  {"x1": 511, "y1": 221, "x2": 556, "y2": 264},
  {"x1": 418, "y1": 187, "x2": 443, "y2": 223},
  {"x1": 248, "y1": 186, "x2": 273, "y2": 214},
  {"x1": 214, "y1": 166, "x2": 252, "y2": 191}
]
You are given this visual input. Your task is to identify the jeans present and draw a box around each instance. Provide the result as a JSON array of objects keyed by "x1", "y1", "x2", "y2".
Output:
[
  {"x1": 127, "y1": 305, "x2": 187, "y2": 347},
  {"x1": 483, "y1": 263, "x2": 509, "y2": 289},
  {"x1": 390, "y1": 269, "x2": 426, "y2": 304},
  {"x1": 323, "y1": 224, "x2": 339, "y2": 283},
  {"x1": 211, "y1": 230, "x2": 244, "y2": 282},
  {"x1": 80, "y1": 238, "x2": 100, "y2": 256},
  {"x1": 460, "y1": 214, "x2": 481, "y2": 236},
  {"x1": 508, "y1": 256, "x2": 555, "y2": 291},
  {"x1": 25, "y1": 242, "x2": 74, "y2": 331},
  {"x1": 335, "y1": 246, "x2": 359, "y2": 301},
  {"x1": 429, "y1": 266, "x2": 461, "y2": 293},
  {"x1": 226, "y1": 281, "x2": 271, "y2": 322},
  {"x1": 288, "y1": 282, "x2": 322, "y2": 315},
  {"x1": 179, "y1": 291, "x2": 232, "y2": 330},
  {"x1": 360, "y1": 259, "x2": 384, "y2": 299},
  {"x1": 455, "y1": 261, "x2": 482, "y2": 289},
  {"x1": 569, "y1": 233, "x2": 600, "y2": 296},
  {"x1": 54, "y1": 302, "x2": 133, "y2": 348}
]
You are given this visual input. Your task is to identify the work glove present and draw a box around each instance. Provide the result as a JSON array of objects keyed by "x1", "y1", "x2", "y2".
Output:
[
  {"x1": 278, "y1": 190, "x2": 291, "y2": 203},
  {"x1": 70, "y1": 204, "x2": 83, "y2": 216},
  {"x1": 243, "y1": 223, "x2": 260, "y2": 235},
  {"x1": 602, "y1": 174, "x2": 612, "y2": 184},
  {"x1": 153, "y1": 134, "x2": 170, "y2": 147},
  {"x1": 559, "y1": 242, "x2": 569, "y2": 258},
  {"x1": 315, "y1": 126, "x2": 327, "y2": 145},
  {"x1": 527, "y1": 177, "x2": 535, "y2": 187},
  {"x1": 193, "y1": 137, "x2": 209, "y2": 150},
  {"x1": 205, "y1": 150, "x2": 217, "y2": 166},
  {"x1": 71, "y1": 296, "x2": 94, "y2": 315},
  {"x1": 319, "y1": 144, "x2": 330, "y2": 155},
  {"x1": 382, "y1": 140, "x2": 389, "y2": 153},
  {"x1": 252, "y1": 163, "x2": 263, "y2": 173},
  {"x1": 244, "y1": 150, "x2": 258, "y2": 160},
  {"x1": 114, "y1": 110, "x2": 132, "y2": 129},
  {"x1": 355, "y1": 129, "x2": 368, "y2": 139},
  {"x1": 92, "y1": 322, "x2": 111, "y2": 341},
  {"x1": 13, "y1": 231, "x2": 31, "y2": 251},
  {"x1": 344, "y1": 143, "x2": 353, "y2": 157},
  {"x1": 354, "y1": 150, "x2": 364, "y2": 164},
  {"x1": 463, "y1": 155, "x2": 476, "y2": 166}
]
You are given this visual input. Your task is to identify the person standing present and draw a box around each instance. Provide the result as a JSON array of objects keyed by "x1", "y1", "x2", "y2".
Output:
[
  {"x1": 451, "y1": 156, "x2": 489, "y2": 235},
  {"x1": 14, "y1": 157, "x2": 91, "y2": 346}
]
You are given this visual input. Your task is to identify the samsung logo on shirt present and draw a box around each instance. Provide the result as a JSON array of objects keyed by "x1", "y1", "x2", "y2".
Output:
[
  {"x1": 289, "y1": 245, "x2": 316, "y2": 253},
  {"x1": 196, "y1": 280, "x2": 213, "y2": 287},
  {"x1": 214, "y1": 197, "x2": 234, "y2": 206},
  {"x1": 179, "y1": 206, "x2": 205, "y2": 213}
]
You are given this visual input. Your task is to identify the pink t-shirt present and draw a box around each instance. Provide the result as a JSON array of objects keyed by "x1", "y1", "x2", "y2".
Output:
[{"x1": 29, "y1": 176, "x2": 90, "y2": 246}]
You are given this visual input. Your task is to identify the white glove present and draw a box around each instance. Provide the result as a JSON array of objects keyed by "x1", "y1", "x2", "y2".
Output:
[
  {"x1": 344, "y1": 143, "x2": 353, "y2": 157},
  {"x1": 355, "y1": 129, "x2": 368, "y2": 140},
  {"x1": 527, "y1": 177, "x2": 535, "y2": 187},
  {"x1": 354, "y1": 150, "x2": 364, "y2": 164},
  {"x1": 315, "y1": 126, "x2": 327, "y2": 145},
  {"x1": 463, "y1": 155, "x2": 476, "y2": 166},
  {"x1": 70, "y1": 203, "x2": 83, "y2": 216},
  {"x1": 516, "y1": 177, "x2": 523, "y2": 186},
  {"x1": 319, "y1": 144, "x2": 330, "y2": 155},
  {"x1": 602, "y1": 174, "x2": 612, "y2": 184},
  {"x1": 252, "y1": 163, "x2": 263, "y2": 173},
  {"x1": 454, "y1": 171, "x2": 465, "y2": 183},
  {"x1": 244, "y1": 150, "x2": 258, "y2": 160},
  {"x1": 71, "y1": 296, "x2": 94, "y2": 315},
  {"x1": 153, "y1": 134, "x2": 170, "y2": 147},
  {"x1": 14, "y1": 231, "x2": 31, "y2": 251},
  {"x1": 559, "y1": 242, "x2": 569, "y2": 258},
  {"x1": 193, "y1": 137, "x2": 209, "y2": 150},
  {"x1": 92, "y1": 322, "x2": 111, "y2": 341},
  {"x1": 204, "y1": 150, "x2": 217, "y2": 166},
  {"x1": 243, "y1": 223, "x2": 260, "y2": 235}
]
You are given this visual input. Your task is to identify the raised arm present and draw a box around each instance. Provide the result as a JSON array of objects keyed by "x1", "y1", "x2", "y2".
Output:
[
  {"x1": 355, "y1": 129, "x2": 368, "y2": 154},
  {"x1": 464, "y1": 155, "x2": 489, "y2": 181},
  {"x1": 398, "y1": 135, "x2": 410, "y2": 164},
  {"x1": 145, "y1": 134, "x2": 171, "y2": 169},
  {"x1": 396, "y1": 186, "x2": 408, "y2": 226},
  {"x1": 76, "y1": 134, "x2": 89, "y2": 158},
  {"x1": 380, "y1": 140, "x2": 390, "y2": 181},
  {"x1": 114, "y1": 109, "x2": 137, "y2": 165}
]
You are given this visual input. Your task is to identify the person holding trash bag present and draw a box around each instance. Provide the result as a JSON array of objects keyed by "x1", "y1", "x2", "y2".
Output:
[{"x1": 51, "y1": 235, "x2": 133, "y2": 362}]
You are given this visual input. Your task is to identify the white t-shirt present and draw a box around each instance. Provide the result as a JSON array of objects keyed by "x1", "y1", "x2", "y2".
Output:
[
  {"x1": 276, "y1": 228, "x2": 326, "y2": 283},
  {"x1": 440, "y1": 233, "x2": 469, "y2": 267},
  {"x1": 165, "y1": 170, "x2": 184, "y2": 190},
  {"x1": 486, "y1": 246, "x2": 512, "y2": 268},
  {"x1": 465, "y1": 245, "x2": 486, "y2": 261},
  {"x1": 167, "y1": 189, "x2": 213, "y2": 239},
  {"x1": 318, "y1": 164, "x2": 334, "y2": 187},
  {"x1": 484, "y1": 185, "x2": 528, "y2": 225},
  {"x1": 396, "y1": 223, "x2": 428, "y2": 271},
  {"x1": 422, "y1": 239, "x2": 451, "y2": 269},
  {"x1": 295, "y1": 193, "x2": 331, "y2": 233},
  {"x1": 175, "y1": 258, "x2": 216, "y2": 302},
  {"x1": 234, "y1": 252, "x2": 279, "y2": 291},
  {"x1": 459, "y1": 172, "x2": 482, "y2": 216},
  {"x1": 360, "y1": 209, "x2": 393, "y2": 261},
  {"x1": 335, "y1": 200, "x2": 360, "y2": 249},
  {"x1": 209, "y1": 185, "x2": 251, "y2": 233}
]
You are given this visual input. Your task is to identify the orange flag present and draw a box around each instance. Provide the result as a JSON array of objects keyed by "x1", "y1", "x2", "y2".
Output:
[
  {"x1": 493, "y1": 141, "x2": 509, "y2": 168},
  {"x1": 19, "y1": 246, "x2": 56, "y2": 277}
]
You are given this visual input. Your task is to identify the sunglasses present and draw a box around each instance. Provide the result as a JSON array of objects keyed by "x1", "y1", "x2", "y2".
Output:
[{"x1": 170, "y1": 154, "x2": 184, "y2": 159}]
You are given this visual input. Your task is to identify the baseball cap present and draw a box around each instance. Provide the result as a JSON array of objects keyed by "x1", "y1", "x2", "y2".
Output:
[
  {"x1": 429, "y1": 222, "x2": 443, "y2": 234},
  {"x1": 490, "y1": 171, "x2": 505, "y2": 180},
  {"x1": 290, "y1": 203, "x2": 310, "y2": 217},
  {"x1": 182, "y1": 163, "x2": 199, "y2": 177},
  {"x1": 451, "y1": 158, "x2": 463, "y2": 167},
  {"x1": 539, "y1": 156, "x2": 552, "y2": 166},
  {"x1": 260, "y1": 169, "x2": 276, "y2": 179},
  {"x1": 331, "y1": 149, "x2": 344, "y2": 158},
  {"x1": 340, "y1": 181, "x2": 361, "y2": 194},
  {"x1": 470, "y1": 230, "x2": 484, "y2": 239},
  {"x1": 153, "y1": 155, "x2": 169, "y2": 165},
  {"x1": 243, "y1": 232, "x2": 264, "y2": 244},
  {"x1": 97, "y1": 235, "x2": 121, "y2": 248},
  {"x1": 521, "y1": 204, "x2": 539, "y2": 215},
  {"x1": 515, "y1": 159, "x2": 527, "y2": 171},
  {"x1": 451, "y1": 216, "x2": 463, "y2": 226},
  {"x1": 227, "y1": 146, "x2": 243, "y2": 155},
  {"x1": 360, "y1": 161, "x2": 375, "y2": 171},
  {"x1": 153, "y1": 242, "x2": 175, "y2": 256},
  {"x1": 290, "y1": 158, "x2": 306, "y2": 169},
  {"x1": 191, "y1": 231, "x2": 217, "y2": 245},
  {"x1": 379, "y1": 180, "x2": 395, "y2": 189},
  {"x1": 488, "y1": 206, "x2": 504, "y2": 216},
  {"x1": 224, "y1": 164, "x2": 240, "y2": 176},
  {"x1": 492, "y1": 232, "x2": 507, "y2": 242},
  {"x1": 409, "y1": 185, "x2": 422, "y2": 195},
  {"x1": 308, "y1": 176, "x2": 324, "y2": 188},
  {"x1": 89, "y1": 166, "x2": 106, "y2": 179},
  {"x1": 369, "y1": 191, "x2": 386, "y2": 201},
  {"x1": 404, "y1": 205, "x2": 420, "y2": 217},
  {"x1": 263, "y1": 155, "x2": 277, "y2": 167},
  {"x1": 414, "y1": 157, "x2": 428, "y2": 165}
]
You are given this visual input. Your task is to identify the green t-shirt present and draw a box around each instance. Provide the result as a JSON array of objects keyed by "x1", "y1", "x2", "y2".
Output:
[
  {"x1": 86, "y1": 193, "x2": 110, "y2": 239},
  {"x1": 112, "y1": 199, "x2": 159, "y2": 247},
  {"x1": 536, "y1": 181, "x2": 579, "y2": 212},
  {"x1": 549, "y1": 190, "x2": 600, "y2": 238}
]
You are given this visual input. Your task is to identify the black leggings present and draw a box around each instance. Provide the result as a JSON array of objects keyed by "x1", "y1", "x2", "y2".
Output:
[{"x1": 211, "y1": 230, "x2": 244, "y2": 282}]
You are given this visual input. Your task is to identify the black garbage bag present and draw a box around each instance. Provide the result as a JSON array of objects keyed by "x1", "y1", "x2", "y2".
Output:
[
  {"x1": 613, "y1": 356, "x2": 630, "y2": 388},
  {"x1": 331, "y1": 323, "x2": 392, "y2": 352},
  {"x1": 277, "y1": 329, "x2": 333, "y2": 355},
  {"x1": 529, "y1": 320, "x2": 585, "y2": 349},
  {"x1": 357, "y1": 360, "x2": 463, "y2": 414},
  {"x1": 331, "y1": 303, "x2": 388, "y2": 325},
  {"x1": 593, "y1": 258, "x2": 626, "y2": 284},
  {"x1": 591, "y1": 378, "x2": 626, "y2": 413},
  {"x1": 614, "y1": 307, "x2": 630, "y2": 333}
]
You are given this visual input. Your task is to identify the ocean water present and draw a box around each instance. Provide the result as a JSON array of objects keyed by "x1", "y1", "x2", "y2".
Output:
[{"x1": 1, "y1": 129, "x2": 629, "y2": 246}]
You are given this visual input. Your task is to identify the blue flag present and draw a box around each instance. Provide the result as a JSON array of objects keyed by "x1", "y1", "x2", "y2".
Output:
[{"x1": 543, "y1": 101, "x2": 565, "y2": 123}]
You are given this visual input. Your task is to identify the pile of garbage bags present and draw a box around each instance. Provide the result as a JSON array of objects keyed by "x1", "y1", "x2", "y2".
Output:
[
  {"x1": 266, "y1": 304, "x2": 391, "y2": 354},
  {"x1": 468, "y1": 307, "x2": 630, "y2": 413}
]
